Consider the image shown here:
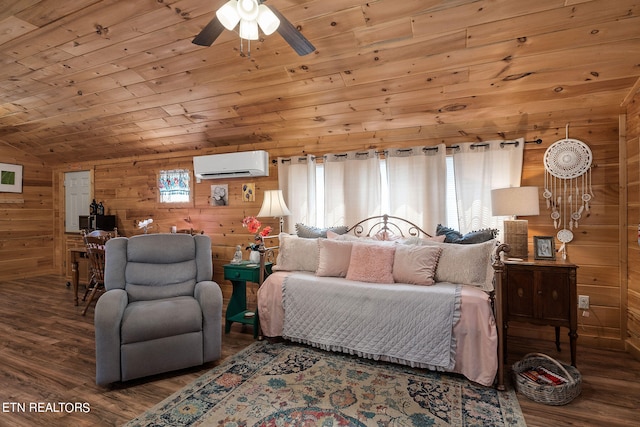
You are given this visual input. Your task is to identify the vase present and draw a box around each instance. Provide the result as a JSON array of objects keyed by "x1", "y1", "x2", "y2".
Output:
[{"x1": 249, "y1": 250, "x2": 261, "y2": 264}]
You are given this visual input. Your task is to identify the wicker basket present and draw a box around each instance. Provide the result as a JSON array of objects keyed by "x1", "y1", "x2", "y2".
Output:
[{"x1": 512, "y1": 353, "x2": 582, "y2": 405}]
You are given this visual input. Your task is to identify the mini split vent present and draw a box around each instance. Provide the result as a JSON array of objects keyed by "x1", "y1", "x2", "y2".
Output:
[{"x1": 193, "y1": 150, "x2": 269, "y2": 181}]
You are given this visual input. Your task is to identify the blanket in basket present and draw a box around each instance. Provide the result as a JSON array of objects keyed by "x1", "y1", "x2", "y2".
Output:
[{"x1": 282, "y1": 273, "x2": 461, "y2": 370}]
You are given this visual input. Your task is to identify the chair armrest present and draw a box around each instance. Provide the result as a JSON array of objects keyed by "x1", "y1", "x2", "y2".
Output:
[
  {"x1": 94, "y1": 289, "x2": 128, "y2": 385},
  {"x1": 195, "y1": 281, "x2": 223, "y2": 362}
]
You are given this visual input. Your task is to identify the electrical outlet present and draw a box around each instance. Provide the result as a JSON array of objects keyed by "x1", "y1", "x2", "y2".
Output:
[{"x1": 578, "y1": 295, "x2": 590, "y2": 310}]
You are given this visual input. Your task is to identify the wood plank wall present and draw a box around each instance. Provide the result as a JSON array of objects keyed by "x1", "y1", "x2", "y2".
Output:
[
  {"x1": 46, "y1": 106, "x2": 629, "y2": 351},
  {"x1": 0, "y1": 144, "x2": 54, "y2": 280},
  {"x1": 626, "y1": 89, "x2": 640, "y2": 357}
]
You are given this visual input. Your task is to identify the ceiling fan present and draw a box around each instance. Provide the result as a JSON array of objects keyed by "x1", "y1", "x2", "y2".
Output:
[{"x1": 192, "y1": 0, "x2": 315, "y2": 56}]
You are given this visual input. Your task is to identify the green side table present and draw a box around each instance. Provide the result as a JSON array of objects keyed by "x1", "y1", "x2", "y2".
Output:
[{"x1": 223, "y1": 261, "x2": 272, "y2": 338}]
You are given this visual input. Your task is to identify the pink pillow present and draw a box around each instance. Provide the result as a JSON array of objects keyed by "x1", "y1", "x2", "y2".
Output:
[
  {"x1": 392, "y1": 245, "x2": 442, "y2": 285},
  {"x1": 346, "y1": 243, "x2": 396, "y2": 284},
  {"x1": 316, "y1": 239, "x2": 353, "y2": 277}
]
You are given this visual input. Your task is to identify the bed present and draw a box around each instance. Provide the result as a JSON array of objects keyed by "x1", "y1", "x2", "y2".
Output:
[{"x1": 256, "y1": 215, "x2": 506, "y2": 388}]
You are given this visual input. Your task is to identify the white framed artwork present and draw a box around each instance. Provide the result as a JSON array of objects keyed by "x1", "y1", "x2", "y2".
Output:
[{"x1": 0, "y1": 163, "x2": 23, "y2": 193}]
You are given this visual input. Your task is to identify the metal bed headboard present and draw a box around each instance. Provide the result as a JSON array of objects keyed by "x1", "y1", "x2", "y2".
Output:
[{"x1": 346, "y1": 214, "x2": 432, "y2": 239}]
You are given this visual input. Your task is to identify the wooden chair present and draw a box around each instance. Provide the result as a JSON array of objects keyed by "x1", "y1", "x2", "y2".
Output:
[{"x1": 81, "y1": 230, "x2": 112, "y2": 315}]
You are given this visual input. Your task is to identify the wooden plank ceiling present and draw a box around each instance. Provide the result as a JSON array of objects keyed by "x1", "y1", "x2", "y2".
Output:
[{"x1": 0, "y1": 0, "x2": 639, "y2": 166}]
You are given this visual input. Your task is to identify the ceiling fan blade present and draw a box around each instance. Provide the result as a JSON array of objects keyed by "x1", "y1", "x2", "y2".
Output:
[
  {"x1": 193, "y1": 16, "x2": 225, "y2": 47},
  {"x1": 267, "y1": 5, "x2": 315, "y2": 56}
]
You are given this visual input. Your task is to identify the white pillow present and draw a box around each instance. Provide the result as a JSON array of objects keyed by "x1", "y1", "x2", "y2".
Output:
[
  {"x1": 400, "y1": 235, "x2": 446, "y2": 244},
  {"x1": 328, "y1": 231, "x2": 397, "y2": 246},
  {"x1": 419, "y1": 239, "x2": 496, "y2": 290},
  {"x1": 316, "y1": 239, "x2": 353, "y2": 277},
  {"x1": 272, "y1": 233, "x2": 319, "y2": 272}
]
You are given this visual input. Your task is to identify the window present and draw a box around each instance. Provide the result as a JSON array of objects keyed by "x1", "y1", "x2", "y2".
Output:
[
  {"x1": 313, "y1": 156, "x2": 455, "y2": 229},
  {"x1": 281, "y1": 140, "x2": 522, "y2": 234},
  {"x1": 158, "y1": 169, "x2": 191, "y2": 203},
  {"x1": 445, "y1": 156, "x2": 460, "y2": 230}
]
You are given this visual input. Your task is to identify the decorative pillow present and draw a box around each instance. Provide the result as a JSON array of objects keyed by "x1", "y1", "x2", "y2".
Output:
[
  {"x1": 272, "y1": 233, "x2": 319, "y2": 272},
  {"x1": 327, "y1": 231, "x2": 359, "y2": 241},
  {"x1": 420, "y1": 239, "x2": 496, "y2": 290},
  {"x1": 371, "y1": 230, "x2": 403, "y2": 241},
  {"x1": 435, "y1": 224, "x2": 463, "y2": 242},
  {"x1": 328, "y1": 231, "x2": 398, "y2": 245},
  {"x1": 400, "y1": 235, "x2": 446, "y2": 245},
  {"x1": 316, "y1": 239, "x2": 353, "y2": 277},
  {"x1": 345, "y1": 243, "x2": 396, "y2": 284},
  {"x1": 392, "y1": 245, "x2": 442, "y2": 286},
  {"x1": 296, "y1": 223, "x2": 349, "y2": 238},
  {"x1": 436, "y1": 224, "x2": 498, "y2": 244}
]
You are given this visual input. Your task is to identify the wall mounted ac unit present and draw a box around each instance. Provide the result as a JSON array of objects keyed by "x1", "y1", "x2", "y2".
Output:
[{"x1": 193, "y1": 150, "x2": 269, "y2": 181}]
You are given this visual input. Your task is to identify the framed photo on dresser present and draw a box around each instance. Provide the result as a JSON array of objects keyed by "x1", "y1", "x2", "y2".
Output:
[{"x1": 534, "y1": 236, "x2": 556, "y2": 260}]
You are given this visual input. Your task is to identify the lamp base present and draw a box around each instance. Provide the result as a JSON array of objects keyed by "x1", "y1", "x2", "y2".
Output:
[{"x1": 503, "y1": 219, "x2": 529, "y2": 259}]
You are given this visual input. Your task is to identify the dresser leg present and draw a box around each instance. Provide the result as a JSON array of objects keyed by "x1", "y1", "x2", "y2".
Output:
[
  {"x1": 569, "y1": 329, "x2": 578, "y2": 366},
  {"x1": 555, "y1": 326, "x2": 561, "y2": 351}
]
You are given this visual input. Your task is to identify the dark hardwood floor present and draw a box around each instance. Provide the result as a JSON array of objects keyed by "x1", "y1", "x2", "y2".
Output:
[{"x1": 1, "y1": 275, "x2": 638, "y2": 426}]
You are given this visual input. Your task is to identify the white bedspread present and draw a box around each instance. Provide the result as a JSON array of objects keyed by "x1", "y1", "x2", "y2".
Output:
[
  {"x1": 281, "y1": 273, "x2": 461, "y2": 370},
  {"x1": 258, "y1": 271, "x2": 499, "y2": 386}
]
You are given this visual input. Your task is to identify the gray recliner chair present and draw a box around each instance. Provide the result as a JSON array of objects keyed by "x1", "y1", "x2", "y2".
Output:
[{"x1": 95, "y1": 233, "x2": 222, "y2": 386}]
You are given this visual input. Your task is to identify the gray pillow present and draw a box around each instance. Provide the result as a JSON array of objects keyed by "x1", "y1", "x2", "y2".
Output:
[
  {"x1": 295, "y1": 223, "x2": 349, "y2": 238},
  {"x1": 436, "y1": 224, "x2": 498, "y2": 244}
]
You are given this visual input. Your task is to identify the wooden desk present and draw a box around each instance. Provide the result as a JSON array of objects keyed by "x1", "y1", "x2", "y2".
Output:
[{"x1": 68, "y1": 247, "x2": 88, "y2": 306}]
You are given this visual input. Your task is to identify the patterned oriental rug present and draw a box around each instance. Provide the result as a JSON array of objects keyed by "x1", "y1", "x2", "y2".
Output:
[{"x1": 126, "y1": 341, "x2": 526, "y2": 426}]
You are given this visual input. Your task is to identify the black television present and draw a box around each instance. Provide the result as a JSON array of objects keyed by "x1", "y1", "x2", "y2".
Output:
[{"x1": 79, "y1": 215, "x2": 117, "y2": 231}]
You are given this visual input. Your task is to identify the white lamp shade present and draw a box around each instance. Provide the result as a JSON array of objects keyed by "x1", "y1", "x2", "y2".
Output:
[
  {"x1": 239, "y1": 19, "x2": 259, "y2": 40},
  {"x1": 491, "y1": 186, "x2": 540, "y2": 217},
  {"x1": 257, "y1": 5, "x2": 280, "y2": 35},
  {"x1": 237, "y1": 0, "x2": 260, "y2": 21},
  {"x1": 257, "y1": 190, "x2": 292, "y2": 218},
  {"x1": 216, "y1": 0, "x2": 240, "y2": 30}
]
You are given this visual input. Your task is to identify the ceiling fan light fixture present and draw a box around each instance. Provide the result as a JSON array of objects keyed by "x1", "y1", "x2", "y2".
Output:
[
  {"x1": 239, "y1": 19, "x2": 259, "y2": 40},
  {"x1": 194, "y1": 0, "x2": 314, "y2": 55},
  {"x1": 257, "y1": 4, "x2": 279, "y2": 35},
  {"x1": 237, "y1": 0, "x2": 260, "y2": 21},
  {"x1": 216, "y1": 0, "x2": 240, "y2": 31}
]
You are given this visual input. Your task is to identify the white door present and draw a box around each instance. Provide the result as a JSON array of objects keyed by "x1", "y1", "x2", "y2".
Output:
[{"x1": 65, "y1": 171, "x2": 91, "y2": 232}]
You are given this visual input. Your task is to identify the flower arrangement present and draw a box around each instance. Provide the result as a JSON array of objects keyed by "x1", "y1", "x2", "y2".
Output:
[
  {"x1": 137, "y1": 218, "x2": 154, "y2": 234},
  {"x1": 243, "y1": 216, "x2": 272, "y2": 251}
]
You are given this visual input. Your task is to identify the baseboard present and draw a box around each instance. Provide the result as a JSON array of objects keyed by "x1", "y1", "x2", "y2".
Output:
[{"x1": 507, "y1": 324, "x2": 626, "y2": 351}]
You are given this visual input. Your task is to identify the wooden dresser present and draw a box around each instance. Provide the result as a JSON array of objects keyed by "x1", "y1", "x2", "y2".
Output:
[{"x1": 501, "y1": 259, "x2": 578, "y2": 367}]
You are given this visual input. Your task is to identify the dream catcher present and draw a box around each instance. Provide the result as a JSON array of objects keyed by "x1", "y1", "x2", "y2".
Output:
[{"x1": 543, "y1": 125, "x2": 594, "y2": 259}]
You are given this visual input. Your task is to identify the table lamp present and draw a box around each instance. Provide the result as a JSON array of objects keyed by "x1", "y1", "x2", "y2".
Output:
[
  {"x1": 257, "y1": 189, "x2": 291, "y2": 233},
  {"x1": 491, "y1": 186, "x2": 540, "y2": 259}
]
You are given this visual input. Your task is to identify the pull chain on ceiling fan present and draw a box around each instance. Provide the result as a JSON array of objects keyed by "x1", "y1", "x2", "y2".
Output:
[{"x1": 192, "y1": 0, "x2": 315, "y2": 56}]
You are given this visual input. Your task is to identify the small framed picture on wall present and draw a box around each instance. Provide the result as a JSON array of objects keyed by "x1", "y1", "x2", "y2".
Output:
[
  {"x1": 242, "y1": 183, "x2": 255, "y2": 202},
  {"x1": 534, "y1": 236, "x2": 556, "y2": 260},
  {"x1": 211, "y1": 184, "x2": 228, "y2": 206},
  {"x1": 0, "y1": 163, "x2": 23, "y2": 193}
]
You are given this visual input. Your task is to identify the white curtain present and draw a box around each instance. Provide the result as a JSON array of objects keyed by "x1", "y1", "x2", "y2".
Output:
[
  {"x1": 323, "y1": 149, "x2": 381, "y2": 228},
  {"x1": 278, "y1": 156, "x2": 316, "y2": 234},
  {"x1": 386, "y1": 144, "x2": 447, "y2": 234},
  {"x1": 452, "y1": 138, "x2": 524, "y2": 233}
]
